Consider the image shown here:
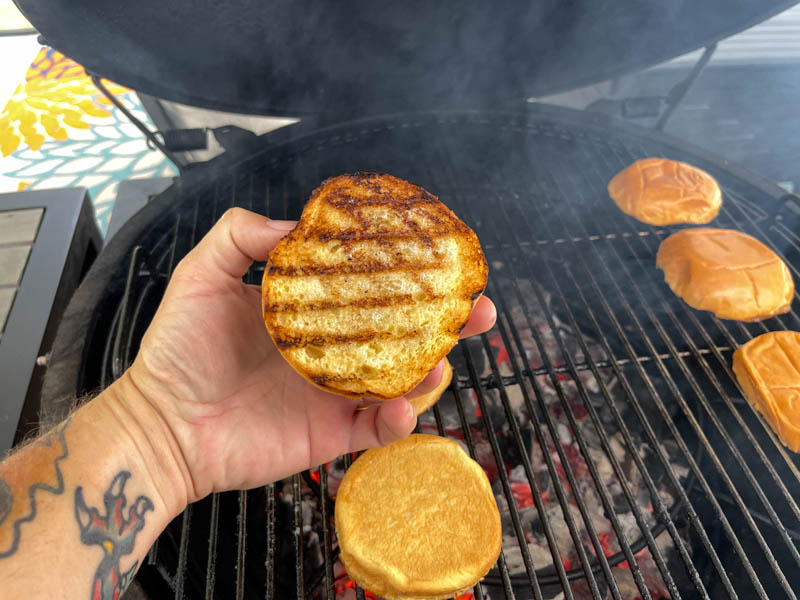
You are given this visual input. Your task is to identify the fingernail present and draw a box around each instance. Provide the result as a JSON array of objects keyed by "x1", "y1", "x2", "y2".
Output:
[
  {"x1": 267, "y1": 219, "x2": 297, "y2": 230},
  {"x1": 404, "y1": 399, "x2": 416, "y2": 420}
]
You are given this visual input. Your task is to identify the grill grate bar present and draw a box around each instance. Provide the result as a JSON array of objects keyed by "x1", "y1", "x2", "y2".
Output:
[
  {"x1": 430, "y1": 142, "x2": 610, "y2": 597},
  {"x1": 456, "y1": 347, "x2": 733, "y2": 391},
  {"x1": 681, "y1": 300, "x2": 800, "y2": 505},
  {"x1": 610, "y1": 144, "x2": 800, "y2": 479},
  {"x1": 339, "y1": 454, "x2": 370, "y2": 600},
  {"x1": 440, "y1": 140, "x2": 633, "y2": 599},
  {"x1": 318, "y1": 466, "x2": 335, "y2": 600},
  {"x1": 503, "y1": 170, "x2": 717, "y2": 595},
  {"x1": 174, "y1": 504, "x2": 192, "y2": 600},
  {"x1": 518, "y1": 152, "x2": 739, "y2": 596},
  {"x1": 541, "y1": 147, "x2": 777, "y2": 598},
  {"x1": 236, "y1": 490, "x2": 248, "y2": 600},
  {"x1": 481, "y1": 210, "x2": 684, "y2": 599},
  {"x1": 494, "y1": 231, "x2": 714, "y2": 599},
  {"x1": 606, "y1": 200, "x2": 800, "y2": 566},
  {"x1": 432, "y1": 164, "x2": 549, "y2": 597},
  {"x1": 451, "y1": 377, "x2": 516, "y2": 600},
  {"x1": 709, "y1": 304, "x2": 800, "y2": 478},
  {"x1": 481, "y1": 229, "x2": 668, "y2": 250},
  {"x1": 480, "y1": 316, "x2": 579, "y2": 595},
  {"x1": 593, "y1": 142, "x2": 800, "y2": 575},
  {"x1": 265, "y1": 483, "x2": 275, "y2": 600},
  {"x1": 471, "y1": 176, "x2": 677, "y2": 598},
  {"x1": 292, "y1": 473, "x2": 306, "y2": 600},
  {"x1": 561, "y1": 240, "x2": 744, "y2": 598},
  {"x1": 717, "y1": 194, "x2": 800, "y2": 327},
  {"x1": 461, "y1": 339, "x2": 547, "y2": 600},
  {"x1": 596, "y1": 225, "x2": 800, "y2": 596},
  {"x1": 433, "y1": 391, "x2": 487, "y2": 600},
  {"x1": 204, "y1": 493, "x2": 220, "y2": 600},
  {"x1": 111, "y1": 245, "x2": 143, "y2": 381}
]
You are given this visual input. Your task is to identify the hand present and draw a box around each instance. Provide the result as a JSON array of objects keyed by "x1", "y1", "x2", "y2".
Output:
[{"x1": 123, "y1": 208, "x2": 496, "y2": 506}]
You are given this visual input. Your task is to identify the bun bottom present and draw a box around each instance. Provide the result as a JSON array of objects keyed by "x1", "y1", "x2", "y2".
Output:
[{"x1": 409, "y1": 359, "x2": 453, "y2": 415}]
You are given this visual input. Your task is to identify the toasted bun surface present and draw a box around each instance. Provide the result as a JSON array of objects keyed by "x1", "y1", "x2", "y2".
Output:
[
  {"x1": 335, "y1": 434, "x2": 502, "y2": 599},
  {"x1": 656, "y1": 228, "x2": 794, "y2": 321},
  {"x1": 409, "y1": 359, "x2": 452, "y2": 415},
  {"x1": 262, "y1": 173, "x2": 488, "y2": 400},
  {"x1": 733, "y1": 331, "x2": 800, "y2": 452},
  {"x1": 608, "y1": 158, "x2": 721, "y2": 225}
]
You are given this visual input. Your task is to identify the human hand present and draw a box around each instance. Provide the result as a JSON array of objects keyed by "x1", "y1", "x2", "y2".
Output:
[{"x1": 121, "y1": 208, "x2": 496, "y2": 506}]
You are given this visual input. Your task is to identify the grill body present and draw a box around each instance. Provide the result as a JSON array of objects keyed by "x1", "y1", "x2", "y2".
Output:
[{"x1": 42, "y1": 105, "x2": 800, "y2": 599}]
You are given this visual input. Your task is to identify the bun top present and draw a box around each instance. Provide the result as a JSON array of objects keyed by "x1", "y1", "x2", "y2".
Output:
[
  {"x1": 656, "y1": 228, "x2": 794, "y2": 321},
  {"x1": 262, "y1": 173, "x2": 487, "y2": 400},
  {"x1": 335, "y1": 434, "x2": 501, "y2": 599},
  {"x1": 608, "y1": 158, "x2": 721, "y2": 225},
  {"x1": 733, "y1": 331, "x2": 800, "y2": 452}
]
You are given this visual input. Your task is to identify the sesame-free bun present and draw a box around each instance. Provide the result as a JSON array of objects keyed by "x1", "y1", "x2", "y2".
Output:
[
  {"x1": 608, "y1": 158, "x2": 721, "y2": 225},
  {"x1": 656, "y1": 228, "x2": 793, "y2": 321},
  {"x1": 262, "y1": 173, "x2": 488, "y2": 400},
  {"x1": 334, "y1": 434, "x2": 502, "y2": 599},
  {"x1": 409, "y1": 359, "x2": 452, "y2": 415},
  {"x1": 733, "y1": 331, "x2": 800, "y2": 452}
]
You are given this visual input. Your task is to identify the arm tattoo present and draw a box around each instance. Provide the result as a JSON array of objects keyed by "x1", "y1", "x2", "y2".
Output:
[
  {"x1": 0, "y1": 417, "x2": 71, "y2": 559},
  {"x1": 75, "y1": 471, "x2": 153, "y2": 600}
]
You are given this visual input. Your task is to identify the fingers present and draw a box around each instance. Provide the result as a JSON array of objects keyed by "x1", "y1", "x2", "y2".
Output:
[
  {"x1": 405, "y1": 359, "x2": 444, "y2": 400},
  {"x1": 183, "y1": 208, "x2": 296, "y2": 279},
  {"x1": 348, "y1": 397, "x2": 416, "y2": 450},
  {"x1": 459, "y1": 295, "x2": 497, "y2": 339}
]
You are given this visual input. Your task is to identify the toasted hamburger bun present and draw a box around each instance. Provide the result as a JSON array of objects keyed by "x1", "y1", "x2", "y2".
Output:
[
  {"x1": 656, "y1": 228, "x2": 794, "y2": 321},
  {"x1": 335, "y1": 434, "x2": 502, "y2": 599},
  {"x1": 608, "y1": 158, "x2": 721, "y2": 225},
  {"x1": 408, "y1": 359, "x2": 453, "y2": 415},
  {"x1": 262, "y1": 173, "x2": 488, "y2": 400},
  {"x1": 733, "y1": 331, "x2": 800, "y2": 452}
]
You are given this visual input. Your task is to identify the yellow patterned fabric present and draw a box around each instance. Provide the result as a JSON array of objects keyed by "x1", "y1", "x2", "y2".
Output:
[
  {"x1": 0, "y1": 50, "x2": 127, "y2": 157},
  {"x1": 0, "y1": 48, "x2": 176, "y2": 235}
]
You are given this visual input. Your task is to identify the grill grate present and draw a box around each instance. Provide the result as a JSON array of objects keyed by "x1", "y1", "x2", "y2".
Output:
[{"x1": 91, "y1": 108, "x2": 800, "y2": 599}]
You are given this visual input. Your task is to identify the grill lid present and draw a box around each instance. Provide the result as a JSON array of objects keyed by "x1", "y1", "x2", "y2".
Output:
[{"x1": 14, "y1": 0, "x2": 798, "y2": 116}]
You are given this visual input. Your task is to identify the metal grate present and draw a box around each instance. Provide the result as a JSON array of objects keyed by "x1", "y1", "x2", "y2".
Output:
[{"x1": 93, "y1": 107, "x2": 800, "y2": 599}]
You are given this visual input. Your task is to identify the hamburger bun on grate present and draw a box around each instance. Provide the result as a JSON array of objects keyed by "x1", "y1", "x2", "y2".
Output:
[
  {"x1": 408, "y1": 358, "x2": 452, "y2": 415},
  {"x1": 608, "y1": 158, "x2": 722, "y2": 225},
  {"x1": 656, "y1": 228, "x2": 794, "y2": 321},
  {"x1": 733, "y1": 331, "x2": 800, "y2": 452},
  {"x1": 262, "y1": 173, "x2": 488, "y2": 400},
  {"x1": 335, "y1": 434, "x2": 502, "y2": 599}
]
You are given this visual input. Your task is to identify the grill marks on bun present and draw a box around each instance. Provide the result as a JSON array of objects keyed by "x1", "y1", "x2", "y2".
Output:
[{"x1": 262, "y1": 173, "x2": 488, "y2": 400}]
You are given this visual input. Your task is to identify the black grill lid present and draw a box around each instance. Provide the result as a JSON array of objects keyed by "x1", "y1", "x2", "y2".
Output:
[{"x1": 14, "y1": 0, "x2": 798, "y2": 116}]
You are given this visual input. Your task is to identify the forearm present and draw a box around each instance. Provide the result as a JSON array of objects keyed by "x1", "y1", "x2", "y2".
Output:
[{"x1": 0, "y1": 373, "x2": 189, "y2": 599}]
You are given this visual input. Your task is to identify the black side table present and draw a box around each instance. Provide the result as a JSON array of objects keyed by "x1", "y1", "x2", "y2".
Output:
[{"x1": 0, "y1": 188, "x2": 101, "y2": 451}]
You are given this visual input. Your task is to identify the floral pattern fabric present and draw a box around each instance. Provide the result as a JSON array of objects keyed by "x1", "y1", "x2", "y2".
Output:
[{"x1": 0, "y1": 48, "x2": 176, "y2": 235}]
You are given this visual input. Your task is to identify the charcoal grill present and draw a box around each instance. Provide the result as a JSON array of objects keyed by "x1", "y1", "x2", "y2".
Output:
[{"x1": 40, "y1": 105, "x2": 800, "y2": 599}]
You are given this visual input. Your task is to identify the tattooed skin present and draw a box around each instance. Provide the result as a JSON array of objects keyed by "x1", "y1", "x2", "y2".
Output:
[
  {"x1": 0, "y1": 418, "x2": 71, "y2": 558},
  {"x1": 75, "y1": 471, "x2": 153, "y2": 600}
]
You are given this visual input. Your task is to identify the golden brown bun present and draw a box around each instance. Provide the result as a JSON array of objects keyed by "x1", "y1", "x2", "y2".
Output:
[
  {"x1": 608, "y1": 158, "x2": 722, "y2": 225},
  {"x1": 262, "y1": 173, "x2": 488, "y2": 400},
  {"x1": 409, "y1": 359, "x2": 453, "y2": 415},
  {"x1": 733, "y1": 331, "x2": 800, "y2": 452},
  {"x1": 335, "y1": 434, "x2": 501, "y2": 600},
  {"x1": 656, "y1": 228, "x2": 794, "y2": 321}
]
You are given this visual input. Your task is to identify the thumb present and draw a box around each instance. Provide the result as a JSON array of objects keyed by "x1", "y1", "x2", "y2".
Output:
[{"x1": 182, "y1": 207, "x2": 296, "y2": 279}]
